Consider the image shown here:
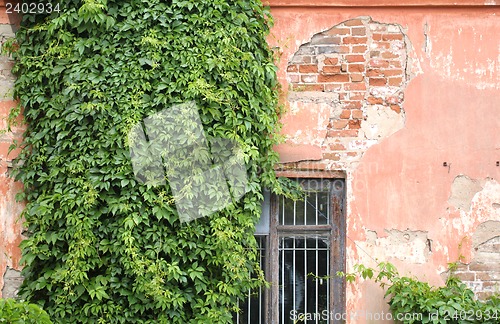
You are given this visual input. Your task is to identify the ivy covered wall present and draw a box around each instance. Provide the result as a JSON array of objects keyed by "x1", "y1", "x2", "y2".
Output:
[{"x1": 5, "y1": 0, "x2": 292, "y2": 322}]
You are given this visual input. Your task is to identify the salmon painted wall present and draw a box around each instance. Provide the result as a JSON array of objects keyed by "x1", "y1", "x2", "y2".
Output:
[
  {"x1": 0, "y1": 1, "x2": 23, "y2": 299},
  {"x1": 267, "y1": 1, "x2": 500, "y2": 322},
  {"x1": 0, "y1": 1, "x2": 498, "y2": 321}
]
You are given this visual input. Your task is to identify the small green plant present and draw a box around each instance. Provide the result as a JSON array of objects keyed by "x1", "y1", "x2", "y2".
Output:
[
  {"x1": 341, "y1": 262, "x2": 500, "y2": 324},
  {"x1": 0, "y1": 299, "x2": 52, "y2": 324}
]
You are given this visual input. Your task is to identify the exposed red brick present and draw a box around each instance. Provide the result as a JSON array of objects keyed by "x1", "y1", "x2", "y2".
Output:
[
  {"x1": 374, "y1": 42, "x2": 391, "y2": 49},
  {"x1": 482, "y1": 281, "x2": 499, "y2": 288},
  {"x1": 294, "y1": 56, "x2": 314, "y2": 64},
  {"x1": 343, "y1": 37, "x2": 368, "y2": 44},
  {"x1": 329, "y1": 142, "x2": 346, "y2": 150},
  {"x1": 344, "y1": 83, "x2": 367, "y2": 91},
  {"x1": 299, "y1": 64, "x2": 318, "y2": 73},
  {"x1": 338, "y1": 92, "x2": 348, "y2": 100},
  {"x1": 348, "y1": 64, "x2": 365, "y2": 73},
  {"x1": 340, "y1": 109, "x2": 351, "y2": 119},
  {"x1": 312, "y1": 36, "x2": 341, "y2": 45},
  {"x1": 349, "y1": 92, "x2": 365, "y2": 100},
  {"x1": 333, "y1": 119, "x2": 349, "y2": 129},
  {"x1": 367, "y1": 96, "x2": 384, "y2": 104},
  {"x1": 352, "y1": 46, "x2": 368, "y2": 54},
  {"x1": 346, "y1": 55, "x2": 365, "y2": 63},
  {"x1": 366, "y1": 69, "x2": 383, "y2": 77},
  {"x1": 369, "y1": 78, "x2": 387, "y2": 86},
  {"x1": 322, "y1": 65, "x2": 341, "y2": 74},
  {"x1": 336, "y1": 46, "x2": 350, "y2": 54},
  {"x1": 383, "y1": 69, "x2": 403, "y2": 77},
  {"x1": 350, "y1": 74, "x2": 364, "y2": 82},
  {"x1": 322, "y1": 153, "x2": 341, "y2": 161},
  {"x1": 325, "y1": 27, "x2": 351, "y2": 36},
  {"x1": 452, "y1": 263, "x2": 469, "y2": 272},
  {"x1": 368, "y1": 59, "x2": 390, "y2": 68},
  {"x1": 324, "y1": 57, "x2": 339, "y2": 65},
  {"x1": 372, "y1": 33, "x2": 383, "y2": 41},
  {"x1": 477, "y1": 292, "x2": 495, "y2": 300},
  {"x1": 381, "y1": 51, "x2": 399, "y2": 59},
  {"x1": 351, "y1": 109, "x2": 364, "y2": 119},
  {"x1": 341, "y1": 63, "x2": 348, "y2": 72},
  {"x1": 386, "y1": 96, "x2": 401, "y2": 104},
  {"x1": 389, "y1": 61, "x2": 402, "y2": 68},
  {"x1": 370, "y1": 51, "x2": 381, "y2": 58},
  {"x1": 346, "y1": 151, "x2": 359, "y2": 157},
  {"x1": 453, "y1": 272, "x2": 476, "y2": 281},
  {"x1": 390, "y1": 105, "x2": 401, "y2": 113},
  {"x1": 291, "y1": 84, "x2": 324, "y2": 92},
  {"x1": 388, "y1": 77, "x2": 403, "y2": 86},
  {"x1": 324, "y1": 84, "x2": 342, "y2": 92},
  {"x1": 382, "y1": 34, "x2": 404, "y2": 41},
  {"x1": 318, "y1": 74, "x2": 350, "y2": 83},
  {"x1": 475, "y1": 272, "x2": 498, "y2": 281},
  {"x1": 348, "y1": 119, "x2": 361, "y2": 129},
  {"x1": 352, "y1": 28, "x2": 366, "y2": 36},
  {"x1": 287, "y1": 65, "x2": 299, "y2": 72},
  {"x1": 344, "y1": 19, "x2": 364, "y2": 27}
]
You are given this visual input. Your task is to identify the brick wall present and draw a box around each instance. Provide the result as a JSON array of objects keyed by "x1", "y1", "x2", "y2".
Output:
[
  {"x1": 453, "y1": 221, "x2": 500, "y2": 300},
  {"x1": 282, "y1": 17, "x2": 409, "y2": 170},
  {"x1": 280, "y1": 16, "x2": 500, "y2": 301}
]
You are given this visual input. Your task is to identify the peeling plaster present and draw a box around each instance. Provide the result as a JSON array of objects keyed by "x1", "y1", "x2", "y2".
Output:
[
  {"x1": 448, "y1": 174, "x2": 483, "y2": 211},
  {"x1": 282, "y1": 17, "x2": 414, "y2": 170},
  {"x1": 427, "y1": 23, "x2": 499, "y2": 90},
  {"x1": 473, "y1": 221, "x2": 500, "y2": 263},
  {"x1": 360, "y1": 228, "x2": 432, "y2": 264},
  {"x1": 360, "y1": 105, "x2": 405, "y2": 140},
  {"x1": 1, "y1": 266, "x2": 23, "y2": 299}
]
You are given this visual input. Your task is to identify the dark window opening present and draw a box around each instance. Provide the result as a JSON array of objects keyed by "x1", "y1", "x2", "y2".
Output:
[{"x1": 235, "y1": 178, "x2": 346, "y2": 324}]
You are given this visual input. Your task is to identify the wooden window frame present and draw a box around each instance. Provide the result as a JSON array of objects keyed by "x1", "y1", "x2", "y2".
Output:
[{"x1": 263, "y1": 174, "x2": 346, "y2": 324}]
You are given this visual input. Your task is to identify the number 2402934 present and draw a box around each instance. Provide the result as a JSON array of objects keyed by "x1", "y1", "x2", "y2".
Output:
[{"x1": 6, "y1": 2, "x2": 60, "y2": 14}]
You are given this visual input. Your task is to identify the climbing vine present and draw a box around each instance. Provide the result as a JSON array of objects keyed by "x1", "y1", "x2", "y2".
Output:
[{"x1": 7, "y1": 0, "x2": 294, "y2": 322}]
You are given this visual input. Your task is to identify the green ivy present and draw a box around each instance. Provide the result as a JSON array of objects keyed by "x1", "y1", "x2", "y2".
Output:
[
  {"x1": 344, "y1": 262, "x2": 500, "y2": 324},
  {"x1": 7, "y1": 0, "x2": 294, "y2": 322},
  {"x1": 0, "y1": 299, "x2": 52, "y2": 324}
]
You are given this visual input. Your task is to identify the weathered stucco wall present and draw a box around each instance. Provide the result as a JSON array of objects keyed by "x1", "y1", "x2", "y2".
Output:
[
  {"x1": 268, "y1": 1, "x2": 499, "y2": 322},
  {"x1": 0, "y1": 1, "x2": 498, "y2": 321},
  {"x1": 0, "y1": 3, "x2": 23, "y2": 298}
]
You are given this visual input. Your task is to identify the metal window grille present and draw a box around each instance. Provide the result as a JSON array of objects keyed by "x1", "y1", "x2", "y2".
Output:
[
  {"x1": 234, "y1": 235, "x2": 267, "y2": 324},
  {"x1": 279, "y1": 235, "x2": 330, "y2": 324},
  {"x1": 237, "y1": 178, "x2": 345, "y2": 324}
]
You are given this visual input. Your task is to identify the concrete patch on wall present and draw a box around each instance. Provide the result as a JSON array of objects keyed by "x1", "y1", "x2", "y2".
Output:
[
  {"x1": 443, "y1": 178, "x2": 500, "y2": 299},
  {"x1": 473, "y1": 221, "x2": 500, "y2": 263},
  {"x1": 446, "y1": 177, "x2": 500, "y2": 235},
  {"x1": 1, "y1": 266, "x2": 23, "y2": 299},
  {"x1": 359, "y1": 228, "x2": 432, "y2": 264},
  {"x1": 279, "y1": 16, "x2": 414, "y2": 170},
  {"x1": 450, "y1": 220, "x2": 500, "y2": 299},
  {"x1": 448, "y1": 174, "x2": 483, "y2": 211}
]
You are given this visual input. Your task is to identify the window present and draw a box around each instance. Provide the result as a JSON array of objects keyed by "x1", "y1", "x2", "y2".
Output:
[{"x1": 235, "y1": 178, "x2": 346, "y2": 324}]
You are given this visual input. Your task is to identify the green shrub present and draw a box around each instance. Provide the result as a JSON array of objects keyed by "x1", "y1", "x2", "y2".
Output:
[
  {"x1": 7, "y1": 0, "x2": 295, "y2": 322},
  {"x1": 346, "y1": 262, "x2": 500, "y2": 324},
  {"x1": 0, "y1": 299, "x2": 52, "y2": 324}
]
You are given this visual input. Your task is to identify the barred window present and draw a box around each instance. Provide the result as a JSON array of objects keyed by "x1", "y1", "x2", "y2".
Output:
[{"x1": 235, "y1": 178, "x2": 346, "y2": 324}]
